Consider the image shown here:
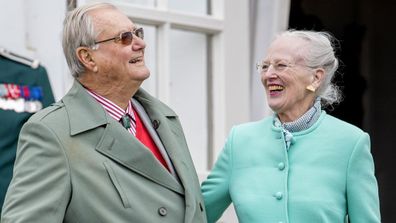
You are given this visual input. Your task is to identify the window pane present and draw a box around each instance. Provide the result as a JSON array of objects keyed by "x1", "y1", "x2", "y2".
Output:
[
  {"x1": 168, "y1": 0, "x2": 208, "y2": 15},
  {"x1": 170, "y1": 29, "x2": 208, "y2": 172},
  {"x1": 135, "y1": 23, "x2": 157, "y2": 95},
  {"x1": 114, "y1": 0, "x2": 156, "y2": 8}
]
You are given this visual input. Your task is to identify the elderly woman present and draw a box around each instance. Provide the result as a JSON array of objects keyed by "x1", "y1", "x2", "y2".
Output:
[{"x1": 201, "y1": 30, "x2": 380, "y2": 223}]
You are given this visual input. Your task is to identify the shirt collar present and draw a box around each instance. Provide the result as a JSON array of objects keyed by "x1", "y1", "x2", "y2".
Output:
[{"x1": 85, "y1": 88, "x2": 135, "y2": 122}]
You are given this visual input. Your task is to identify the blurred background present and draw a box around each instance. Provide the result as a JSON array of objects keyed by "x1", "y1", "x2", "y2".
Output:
[{"x1": 0, "y1": 0, "x2": 394, "y2": 222}]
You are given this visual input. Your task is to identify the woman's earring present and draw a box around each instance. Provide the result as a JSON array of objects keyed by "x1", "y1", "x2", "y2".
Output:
[
  {"x1": 93, "y1": 66, "x2": 98, "y2": 73},
  {"x1": 306, "y1": 85, "x2": 316, "y2": 92}
]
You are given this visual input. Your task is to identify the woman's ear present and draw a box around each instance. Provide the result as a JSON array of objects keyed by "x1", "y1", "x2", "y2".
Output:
[
  {"x1": 76, "y1": 47, "x2": 98, "y2": 72},
  {"x1": 311, "y1": 68, "x2": 325, "y2": 89}
]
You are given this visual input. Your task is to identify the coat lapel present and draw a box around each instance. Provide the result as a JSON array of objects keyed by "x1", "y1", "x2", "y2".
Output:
[
  {"x1": 95, "y1": 121, "x2": 184, "y2": 194},
  {"x1": 134, "y1": 89, "x2": 200, "y2": 222},
  {"x1": 133, "y1": 90, "x2": 187, "y2": 177},
  {"x1": 62, "y1": 81, "x2": 183, "y2": 195}
]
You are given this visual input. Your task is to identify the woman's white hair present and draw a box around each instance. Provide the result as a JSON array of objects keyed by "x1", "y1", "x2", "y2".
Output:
[
  {"x1": 279, "y1": 30, "x2": 342, "y2": 107},
  {"x1": 62, "y1": 3, "x2": 116, "y2": 78}
]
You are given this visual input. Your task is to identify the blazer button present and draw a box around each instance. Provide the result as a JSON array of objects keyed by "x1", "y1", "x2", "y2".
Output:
[
  {"x1": 153, "y1": 120, "x2": 160, "y2": 129},
  {"x1": 274, "y1": 192, "x2": 283, "y2": 200},
  {"x1": 278, "y1": 162, "x2": 285, "y2": 171},
  {"x1": 158, "y1": 207, "x2": 167, "y2": 216}
]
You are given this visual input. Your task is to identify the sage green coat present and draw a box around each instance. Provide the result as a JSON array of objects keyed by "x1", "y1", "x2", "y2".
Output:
[{"x1": 1, "y1": 80, "x2": 206, "y2": 223}]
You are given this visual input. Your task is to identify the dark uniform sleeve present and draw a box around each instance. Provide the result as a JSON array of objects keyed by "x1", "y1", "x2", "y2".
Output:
[
  {"x1": 0, "y1": 58, "x2": 55, "y2": 212},
  {"x1": 35, "y1": 66, "x2": 55, "y2": 107}
]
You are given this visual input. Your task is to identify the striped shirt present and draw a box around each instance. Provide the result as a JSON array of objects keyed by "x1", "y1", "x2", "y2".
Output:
[{"x1": 86, "y1": 89, "x2": 136, "y2": 135}]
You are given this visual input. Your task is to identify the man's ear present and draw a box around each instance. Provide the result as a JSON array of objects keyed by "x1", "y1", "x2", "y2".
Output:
[{"x1": 76, "y1": 47, "x2": 98, "y2": 72}]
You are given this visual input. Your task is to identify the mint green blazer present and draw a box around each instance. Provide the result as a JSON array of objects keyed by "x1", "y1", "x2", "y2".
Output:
[
  {"x1": 202, "y1": 112, "x2": 380, "y2": 223},
  {"x1": 1, "y1": 80, "x2": 206, "y2": 223}
]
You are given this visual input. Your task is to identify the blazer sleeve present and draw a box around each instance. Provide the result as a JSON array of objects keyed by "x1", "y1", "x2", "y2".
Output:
[
  {"x1": 346, "y1": 132, "x2": 381, "y2": 223},
  {"x1": 1, "y1": 121, "x2": 71, "y2": 223},
  {"x1": 201, "y1": 128, "x2": 235, "y2": 223}
]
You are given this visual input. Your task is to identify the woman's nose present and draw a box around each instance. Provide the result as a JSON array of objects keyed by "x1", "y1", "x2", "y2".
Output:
[{"x1": 262, "y1": 66, "x2": 277, "y2": 79}]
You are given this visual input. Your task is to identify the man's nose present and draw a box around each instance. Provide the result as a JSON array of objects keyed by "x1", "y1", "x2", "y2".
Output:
[{"x1": 132, "y1": 36, "x2": 146, "y2": 51}]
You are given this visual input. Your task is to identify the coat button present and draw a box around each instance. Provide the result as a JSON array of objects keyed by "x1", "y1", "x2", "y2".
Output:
[
  {"x1": 274, "y1": 192, "x2": 283, "y2": 200},
  {"x1": 158, "y1": 207, "x2": 167, "y2": 216},
  {"x1": 278, "y1": 162, "x2": 285, "y2": 171},
  {"x1": 153, "y1": 120, "x2": 160, "y2": 129}
]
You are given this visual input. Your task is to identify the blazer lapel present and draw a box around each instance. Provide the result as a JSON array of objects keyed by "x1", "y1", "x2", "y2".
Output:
[{"x1": 62, "y1": 81, "x2": 183, "y2": 195}]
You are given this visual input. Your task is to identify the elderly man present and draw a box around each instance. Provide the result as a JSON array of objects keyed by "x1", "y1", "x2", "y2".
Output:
[{"x1": 1, "y1": 3, "x2": 207, "y2": 223}]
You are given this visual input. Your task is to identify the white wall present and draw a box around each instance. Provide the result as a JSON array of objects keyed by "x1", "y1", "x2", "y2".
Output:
[{"x1": 0, "y1": 0, "x2": 71, "y2": 101}]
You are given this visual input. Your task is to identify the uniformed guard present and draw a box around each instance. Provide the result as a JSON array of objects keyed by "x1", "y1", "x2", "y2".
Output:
[{"x1": 0, "y1": 48, "x2": 55, "y2": 212}]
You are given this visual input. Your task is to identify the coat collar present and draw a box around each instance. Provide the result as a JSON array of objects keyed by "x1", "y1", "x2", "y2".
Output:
[{"x1": 62, "y1": 80, "x2": 109, "y2": 136}]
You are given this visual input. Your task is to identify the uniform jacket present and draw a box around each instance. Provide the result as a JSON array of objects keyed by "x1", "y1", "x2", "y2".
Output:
[
  {"x1": 202, "y1": 112, "x2": 380, "y2": 223},
  {"x1": 0, "y1": 58, "x2": 54, "y2": 211},
  {"x1": 1, "y1": 80, "x2": 206, "y2": 223}
]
